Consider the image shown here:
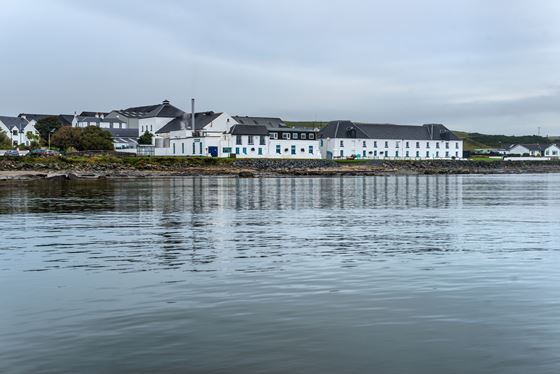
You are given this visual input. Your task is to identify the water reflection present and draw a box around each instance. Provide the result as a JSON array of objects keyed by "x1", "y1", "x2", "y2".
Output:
[{"x1": 2, "y1": 175, "x2": 560, "y2": 373}]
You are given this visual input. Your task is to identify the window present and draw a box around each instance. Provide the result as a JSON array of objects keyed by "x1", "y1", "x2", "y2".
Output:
[
  {"x1": 396, "y1": 141, "x2": 400, "y2": 148},
  {"x1": 258, "y1": 148, "x2": 263, "y2": 155},
  {"x1": 436, "y1": 142, "x2": 440, "y2": 149},
  {"x1": 416, "y1": 142, "x2": 420, "y2": 148},
  {"x1": 248, "y1": 136, "x2": 254, "y2": 145},
  {"x1": 445, "y1": 142, "x2": 449, "y2": 149},
  {"x1": 293, "y1": 133, "x2": 298, "y2": 140},
  {"x1": 445, "y1": 151, "x2": 449, "y2": 157},
  {"x1": 363, "y1": 141, "x2": 367, "y2": 148},
  {"x1": 406, "y1": 142, "x2": 409, "y2": 148},
  {"x1": 150, "y1": 125, "x2": 153, "y2": 132},
  {"x1": 259, "y1": 136, "x2": 266, "y2": 145},
  {"x1": 416, "y1": 151, "x2": 420, "y2": 157},
  {"x1": 223, "y1": 147, "x2": 232, "y2": 154},
  {"x1": 270, "y1": 132, "x2": 278, "y2": 140},
  {"x1": 235, "y1": 147, "x2": 240, "y2": 155},
  {"x1": 192, "y1": 143, "x2": 196, "y2": 154},
  {"x1": 282, "y1": 133, "x2": 291, "y2": 140},
  {"x1": 406, "y1": 151, "x2": 409, "y2": 157},
  {"x1": 291, "y1": 145, "x2": 296, "y2": 155},
  {"x1": 308, "y1": 133, "x2": 315, "y2": 140},
  {"x1": 173, "y1": 143, "x2": 176, "y2": 154},
  {"x1": 320, "y1": 139, "x2": 324, "y2": 147},
  {"x1": 276, "y1": 145, "x2": 281, "y2": 154},
  {"x1": 340, "y1": 140, "x2": 344, "y2": 147},
  {"x1": 301, "y1": 133, "x2": 307, "y2": 140},
  {"x1": 374, "y1": 150, "x2": 377, "y2": 156},
  {"x1": 374, "y1": 141, "x2": 377, "y2": 147},
  {"x1": 12, "y1": 130, "x2": 18, "y2": 135},
  {"x1": 436, "y1": 151, "x2": 439, "y2": 157},
  {"x1": 426, "y1": 151, "x2": 430, "y2": 158},
  {"x1": 243, "y1": 147, "x2": 247, "y2": 155},
  {"x1": 426, "y1": 142, "x2": 430, "y2": 148},
  {"x1": 340, "y1": 149, "x2": 344, "y2": 157},
  {"x1": 236, "y1": 135, "x2": 242, "y2": 145},
  {"x1": 456, "y1": 151, "x2": 459, "y2": 157},
  {"x1": 181, "y1": 143, "x2": 185, "y2": 154},
  {"x1": 455, "y1": 142, "x2": 459, "y2": 149},
  {"x1": 395, "y1": 151, "x2": 399, "y2": 158},
  {"x1": 309, "y1": 145, "x2": 314, "y2": 154},
  {"x1": 385, "y1": 141, "x2": 389, "y2": 148}
]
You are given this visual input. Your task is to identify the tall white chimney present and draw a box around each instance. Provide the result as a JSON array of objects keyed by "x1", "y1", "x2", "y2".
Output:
[{"x1": 191, "y1": 98, "x2": 195, "y2": 131}]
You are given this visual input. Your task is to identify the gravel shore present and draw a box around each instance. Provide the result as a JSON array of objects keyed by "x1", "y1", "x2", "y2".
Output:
[{"x1": 1, "y1": 158, "x2": 560, "y2": 181}]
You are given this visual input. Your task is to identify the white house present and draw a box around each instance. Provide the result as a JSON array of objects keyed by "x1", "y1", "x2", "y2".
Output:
[
  {"x1": 544, "y1": 144, "x2": 560, "y2": 158},
  {"x1": 507, "y1": 144, "x2": 548, "y2": 157},
  {"x1": 0, "y1": 116, "x2": 39, "y2": 147},
  {"x1": 74, "y1": 115, "x2": 127, "y2": 129},
  {"x1": 319, "y1": 121, "x2": 463, "y2": 160},
  {"x1": 105, "y1": 100, "x2": 185, "y2": 136}
]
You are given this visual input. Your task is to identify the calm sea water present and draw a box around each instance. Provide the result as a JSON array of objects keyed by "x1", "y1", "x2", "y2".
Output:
[{"x1": 1, "y1": 175, "x2": 560, "y2": 374}]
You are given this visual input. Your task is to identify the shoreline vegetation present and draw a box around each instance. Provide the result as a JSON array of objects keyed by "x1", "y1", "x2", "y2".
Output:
[{"x1": 1, "y1": 155, "x2": 560, "y2": 181}]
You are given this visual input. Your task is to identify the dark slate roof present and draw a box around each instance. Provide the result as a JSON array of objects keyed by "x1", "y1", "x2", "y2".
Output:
[
  {"x1": 510, "y1": 143, "x2": 548, "y2": 152},
  {"x1": 78, "y1": 116, "x2": 125, "y2": 124},
  {"x1": 58, "y1": 115, "x2": 75, "y2": 126},
  {"x1": 156, "y1": 112, "x2": 222, "y2": 134},
  {"x1": 0, "y1": 116, "x2": 31, "y2": 131},
  {"x1": 232, "y1": 116, "x2": 287, "y2": 129},
  {"x1": 18, "y1": 113, "x2": 56, "y2": 121},
  {"x1": 79, "y1": 111, "x2": 109, "y2": 117},
  {"x1": 230, "y1": 124, "x2": 269, "y2": 136},
  {"x1": 268, "y1": 127, "x2": 318, "y2": 133},
  {"x1": 319, "y1": 121, "x2": 460, "y2": 141},
  {"x1": 116, "y1": 100, "x2": 185, "y2": 119},
  {"x1": 104, "y1": 128, "x2": 139, "y2": 138}
]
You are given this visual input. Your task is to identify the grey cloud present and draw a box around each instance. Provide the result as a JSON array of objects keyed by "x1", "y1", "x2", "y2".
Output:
[{"x1": 1, "y1": 0, "x2": 559, "y2": 134}]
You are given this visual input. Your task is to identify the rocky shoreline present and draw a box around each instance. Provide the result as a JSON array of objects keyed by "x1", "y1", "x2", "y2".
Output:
[{"x1": 1, "y1": 158, "x2": 560, "y2": 181}]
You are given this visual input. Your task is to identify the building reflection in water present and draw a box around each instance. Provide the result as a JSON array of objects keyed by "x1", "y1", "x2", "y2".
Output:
[{"x1": 0, "y1": 175, "x2": 502, "y2": 273}]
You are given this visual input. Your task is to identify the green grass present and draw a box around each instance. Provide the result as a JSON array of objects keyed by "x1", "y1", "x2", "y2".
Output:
[{"x1": 468, "y1": 156, "x2": 502, "y2": 162}]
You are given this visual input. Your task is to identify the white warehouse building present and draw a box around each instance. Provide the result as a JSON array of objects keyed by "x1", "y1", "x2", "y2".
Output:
[{"x1": 319, "y1": 121, "x2": 463, "y2": 160}]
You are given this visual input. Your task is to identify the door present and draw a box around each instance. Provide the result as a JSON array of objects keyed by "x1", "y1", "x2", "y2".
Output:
[{"x1": 208, "y1": 146, "x2": 218, "y2": 157}]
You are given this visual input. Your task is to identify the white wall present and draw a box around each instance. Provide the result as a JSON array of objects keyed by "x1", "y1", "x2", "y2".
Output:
[
  {"x1": 545, "y1": 145, "x2": 560, "y2": 158},
  {"x1": 320, "y1": 138, "x2": 463, "y2": 159}
]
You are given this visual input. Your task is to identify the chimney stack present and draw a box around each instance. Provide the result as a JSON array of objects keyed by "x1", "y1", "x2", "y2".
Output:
[{"x1": 191, "y1": 98, "x2": 195, "y2": 131}]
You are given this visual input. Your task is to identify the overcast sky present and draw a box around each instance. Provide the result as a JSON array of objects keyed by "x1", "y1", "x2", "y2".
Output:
[{"x1": 1, "y1": 0, "x2": 559, "y2": 134}]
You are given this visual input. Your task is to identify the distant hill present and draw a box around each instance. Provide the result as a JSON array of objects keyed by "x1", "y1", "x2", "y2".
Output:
[{"x1": 453, "y1": 132, "x2": 553, "y2": 151}]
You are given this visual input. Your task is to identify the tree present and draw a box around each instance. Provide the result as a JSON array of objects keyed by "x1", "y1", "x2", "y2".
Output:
[
  {"x1": 26, "y1": 131, "x2": 41, "y2": 149},
  {"x1": 0, "y1": 130, "x2": 12, "y2": 148},
  {"x1": 80, "y1": 126, "x2": 114, "y2": 151},
  {"x1": 35, "y1": 116, "x2": 63, "y2": 143},
  {"x1": 50, "y1": 126, "x2": 114, "y2": 151},
  {"x1": 51, "y1": 126, "x2": 82, "y2": 150},
  {"x1": 138, "y1": 131, "x2": 153, "y2": 145}
]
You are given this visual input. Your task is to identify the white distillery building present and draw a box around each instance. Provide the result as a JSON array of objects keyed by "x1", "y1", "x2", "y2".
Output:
[
  {"x1": 0, "y1": 116, "x2": 39, "y2": 147},
  {"x1": 319, "y1": 121, "x2": 463, "y2": 160},
  {"x1": 105, "y1": 100, "x2": 185, "y2": 136},
  {"x1": 153, "y1": 113, "x2": 321, "y2": 159}
]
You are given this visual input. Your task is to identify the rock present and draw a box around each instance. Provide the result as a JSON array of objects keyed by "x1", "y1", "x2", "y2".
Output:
[
  {"x1": 238, "y1": 171, "x2": 255, "y2": 178},
  {"x1": 66, "y1": 173, "x2": 80, "y2": 180},
  {"x1": 45, "y1": 174, "x2": 66, "y2": 181}
]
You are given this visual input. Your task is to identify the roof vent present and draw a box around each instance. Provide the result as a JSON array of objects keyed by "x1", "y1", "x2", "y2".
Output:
[{"x1": 162, "y1": 100, "x2": 170, "y2": 105}]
